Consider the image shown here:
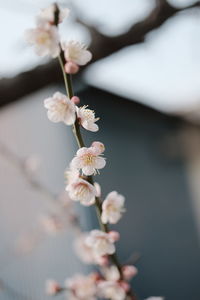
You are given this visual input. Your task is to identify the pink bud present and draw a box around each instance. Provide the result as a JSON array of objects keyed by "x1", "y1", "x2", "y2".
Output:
[
  {"x1": 98, "y1": 255, "x2": 109, "y2": 266},
  {"x1": 71, "y1": 96, "x2": 80, "y2": 104},
  {"x1": 46, "y1": 280, "x2": 61, "y2": 295},
  {"x1": 91, "y1": 272, "x2": 101, "y2": 281},
  {"x1": 91, "y1": 141, "x2": 105, "y2": 154},
  {"x1": 64, "y1": 62, "x2": 79, "y2": 74},
  {"x1": 122, "y1": 265, "x2": 138, "y2": 280},
  {"x1": 120, "y1": 281, "x2": 130, "y2": 292},
  {"x1": 108, "y1": 231, "x2": 120, "y2": 242}
]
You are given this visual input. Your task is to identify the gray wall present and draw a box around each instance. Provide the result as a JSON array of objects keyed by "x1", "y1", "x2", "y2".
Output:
[{"x1": 0, "y1": 85, "x2": 199, "y2": 300}]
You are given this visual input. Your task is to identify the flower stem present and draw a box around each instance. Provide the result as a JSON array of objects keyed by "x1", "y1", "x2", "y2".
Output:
[{"x1": 57, "y1": 31, "x2": 137, "y2": 300}]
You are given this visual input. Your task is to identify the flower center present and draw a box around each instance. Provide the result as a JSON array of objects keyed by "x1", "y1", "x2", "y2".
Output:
[
  {"x1": 52, "y1": 100, "x2": 68, "y2": 114},
  {"x1": 106, "y1": 203, "x2": 117, "y2": 213},
  {"x1": 75, "y1": 183, "x2": 89, "y2": 197},
  {"x1": 83, "y1": 109, "x2": 94, "y2": 121},
  {"x1": 82, "y1": 154, "x2": 95, "y2": 166},
  {"x1": 37, "y1": 31, "x2": 50, "y2": 45}
]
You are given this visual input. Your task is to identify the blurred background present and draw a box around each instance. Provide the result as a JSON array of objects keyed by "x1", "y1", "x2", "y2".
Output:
[{"x1": 0, "y1": 0, "x2": 200, "y2": 299}]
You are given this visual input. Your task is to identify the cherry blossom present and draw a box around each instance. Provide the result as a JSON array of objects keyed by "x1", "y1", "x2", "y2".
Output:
[
  {"x1": 108, "y1": 231, "x2": 120, "y2": 242},
  {"x1": 122, "y1": 265, "x2": 138, "y2": 280},
  {"x1": 91, "y1": 141, "x2": 105, "y2": 155},
  {"x1": 94, "y1": 182, "x2": 101, "y2": 197},
  {"x1": 97, "y1": 281, "x2": 126, "y2": 300},
  {"x1": 101, "y1": 191, "x2": 125, "y2": 224},
  {"x1": 62, "y1": 41, "x2": 92, "y2": 65},
  {"x1": 40, "y1": 214, "x2": 63, "y2": 234},
  {"x1": 45, "y1": 279, "x2": 62, "y2": 295},
  {"x1": 25, "y1": 22, "x2": 60, "y2": 58},
  {"x1": 74, "y1": 233, "x2": 109, "y2": 265},
  {"x1": 76, "y1": 106, "x2": 99, "y2": 132},
  {"x1": 103, "y1": 265, "x2": 120, "y2": 282},
  {"x1": 44, "y1": 92, "x2": 75, "y2": 125},
  {"x1": 85, "y1": 230, "x2": 116, "y2": 257},
  {"x1": 66, "y1": 177, "x2": 97, "y2": 206},
  {"x1": 37, "y1": 4, "x2": 69, "y2": 24},
  {"x1": 70, "y1": 144, "x2": 106, "y2": 176},
  {"x1": 65, "y1": 273, "x2": 97, "y2": 300},
  {"x1": 64, "y1": 168, "x2": 80, "y2": 184},
  {"x1": 74, "y1": 233, "x2": 97, "y2": 264}
]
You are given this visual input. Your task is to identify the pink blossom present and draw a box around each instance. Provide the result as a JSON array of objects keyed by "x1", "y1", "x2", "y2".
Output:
[
  {"x1": 64, "y1": 168, "x2": 80, "y2": 185},
  {"x1": 66, "y1": 178, "x2": 97, "y2": 206},
  {"x1": 103, "y1": 265, "x2": 120, "y2": 282},
  {"x1": 45, "y1": 279, "x2": 61, "y2": 295},
  {"x1": 25, "y1": 22, "x2": 60, "y2": 58},
  {"x1": 120, "y1": 281, "x2": 130, "y2": 293},
  {"x1": 74, "y1": 233, "x2": 109, "y2": 265},
  {"x1": 70, "y1": 145, "x2": 106, "y2": 176},
  {"x1": 108, "y1": 231, "x2": 120, "y2": 242},
  {"x1": 74, "y1": 233, "x2": 97, "y2": 264},
  {"x1": 85, "y1": 230, "x2": 116, "y2": 257},
  {"x1": 91, "y1": 141, "x2": 105, "y2": 155},
  {"x1": 94, "y1": 182, "x2": 101, "y2": 197},
  {"x1": 76, "y1": 106, "x2": 99, "y2": 132},
  {"x1": 65, "y1": 273, "x2": 97, "y2": 300},
  {"x1": 62, "y1": 41, "x2": 92, "y2": 66},
  {"x1": 44, "y1": 92, "x2": 76, "y2": 125},
  {"x1": 97, "y1": 281, "x2": 126, "y2": 300},
  {"x1": 37, "y1": 4, "x2": 69, "y2": 24},
  {"x1": 122, "y1": 265, "x2": 138, "y2": 280},
  {"x1": 40, "y1": 214, "x2": 63, "y2": 234},
  {"x1": 101, "y1": 191, "x2": 125, "y2": 224}
]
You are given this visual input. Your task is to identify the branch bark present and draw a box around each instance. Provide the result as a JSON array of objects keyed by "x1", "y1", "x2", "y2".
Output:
[{"x1": 1, "y1": 0, "x2": 200, "y2": 106}]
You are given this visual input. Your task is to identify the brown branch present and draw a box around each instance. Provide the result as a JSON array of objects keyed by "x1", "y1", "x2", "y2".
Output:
[
  {"x1": 0, "y1": 61, "x2": 62, "y2": 106},
  {"x1": 1, "y1": 0, "x2": 200, "y2": 106},
  {"x1": 85, "y1": 0, "x2": 200, "y2": 61}
]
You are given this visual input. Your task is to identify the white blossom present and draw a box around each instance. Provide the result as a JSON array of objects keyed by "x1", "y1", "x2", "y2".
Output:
[
  {"x1": 122, "y1": 265, "x2": 138, "y2": 280},
  {"x1": 65, "y1": 273, "x2": 97, "y2": 300},
  {"x1": 103, "y1": 265, "x2": 120, "y2": 282},
  {"x1": 25, "y1": 22, "x2": 60, "y2": 58},
  {"x1": 40, "y1": 214, "x2": 63, "y2": 234},
  {"x1": 62, "y1": 41, "x2": 92, "y2": 65},
  {"x1": 70, "y1": 144, "x2": 106, "y2": 176},
  {"x1": 45, "y1": 279, "x2": 61, "y2": 295},
  {"x1": 66, "y1": 177, "x2": 97, "y2": 206},
  {"x1": 97, "y1": 281, "x2": 126, "y2": 300},
  {"x1": 37, "y1": 4, "x2": 69, "y2": 24},
  {"x1": 74, "y1": 233, "x2": 109, "y2": 265},
  {"x1": 44, "y1": 92, "x2": 76, "y2": 125},
  {"x1": 64, "y1": 168, "x2": 80, "y2": 185},
  {"x1": 85, "y1": 230, "x2": 116, "y2": 257},
  {"x1": 76, "y1": 106, "x2": 99, "y2": 132},
  {"x1": 91, "y1": 141, "x2": 105, "y2": 155},
  {"x1": 94, "y1": 182, "x2": 101, "y2": 197},
  {"x1": 101, "y1": 191, "x2": 125, "y2": 224},
  {"x1": 74, "y1": 233, "x2": 97, "y2": 264}
]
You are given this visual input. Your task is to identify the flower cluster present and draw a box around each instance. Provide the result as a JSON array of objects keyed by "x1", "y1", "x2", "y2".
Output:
[
  {"x1": 25, "y1": 3, "x2": 92, "y2": 74},
  {"x1": 46, "y1": 264, "x2": 139, "y2": 300},
  {"x1": 26, "y1": 3, "x2": 164, "y2": 300}
]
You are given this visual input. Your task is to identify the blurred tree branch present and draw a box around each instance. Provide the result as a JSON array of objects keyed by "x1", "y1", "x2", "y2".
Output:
[{"x1": 0, "y1": 0, "x2": 200, "y2": 106}]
